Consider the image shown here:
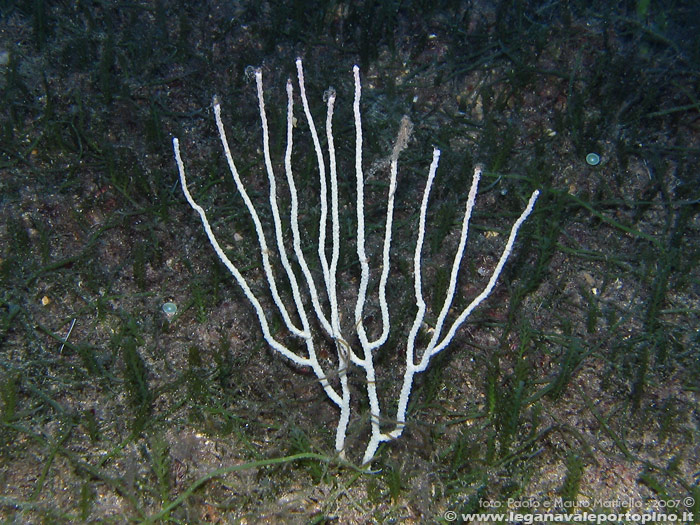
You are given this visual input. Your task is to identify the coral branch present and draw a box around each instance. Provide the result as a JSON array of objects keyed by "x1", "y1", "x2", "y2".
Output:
[{"x1": 174, "y1": 59, "x2": 539, "y2": 465}]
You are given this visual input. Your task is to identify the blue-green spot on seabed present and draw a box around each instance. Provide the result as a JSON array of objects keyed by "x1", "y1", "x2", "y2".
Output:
[
  {"x1": 586, "y1": 152, "x2": 601, "y2": 166},
  {"x1": 162, "y1": 301, "x2": 177, "y2": 319}
]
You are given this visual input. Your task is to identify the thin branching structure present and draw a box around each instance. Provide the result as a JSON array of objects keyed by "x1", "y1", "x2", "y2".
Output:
[{"x1": 173, "y1": 59, "x2": 539, "y2": 465}]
